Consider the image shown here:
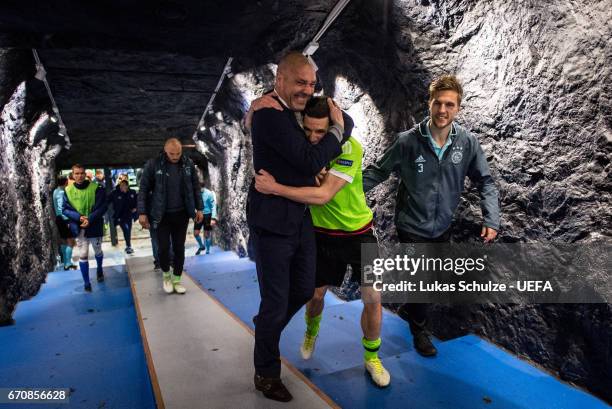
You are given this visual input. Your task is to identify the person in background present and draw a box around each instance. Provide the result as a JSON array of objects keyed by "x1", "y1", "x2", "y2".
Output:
[
  {"x1": 109, "y1": 179, "x2": 138, "y2": 254},
  {"x1": 52, "y1": 175, "x2": 77, "y2": 270},
  {"x1": 138, "y1": 138, "x2": 204, "y2": 294},
  {"x1": 94, "y1": 169, "x2": 112, "y2": 233},
  {"x1": 62, "y1": 164, "x2": 108, "y2": 292},
  {"x1": 195, "y1": 185, "x2": 218, "y2": 255},
  {"x1": 94, "y1": 169, "x2": 106, "y2": 189},
  {"x1": 113, "y1": 172, "x2": 128, "y2": 187},
  {"x1": 145, "y1": 187, "x2": 175, "y2": 271}
]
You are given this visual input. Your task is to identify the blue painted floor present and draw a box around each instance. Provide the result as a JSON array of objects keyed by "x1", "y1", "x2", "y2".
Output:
[
  {"x1": 186, "y1": 250, "x2": 610, "y2": 409},
  {"x1": 1, "y1": 248, "x2": 608, "y2": 409},
  {"x1": 0, "y1": 265, "x2": 155, "y2": 409}
]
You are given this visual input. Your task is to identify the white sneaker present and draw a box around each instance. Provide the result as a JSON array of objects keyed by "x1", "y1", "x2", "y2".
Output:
[
  {"x1": 173, "y1": 282, "x2": 186, "y2": 294},
  {"x1": 365, "y1": 358, "x2": 390, "y2": 387},
  {"x1": 300, "y1": 333, "x2": 318, "y2": 360},
  {"x1": 162, "y1": 273, "x2": 173, "y2": 294}
]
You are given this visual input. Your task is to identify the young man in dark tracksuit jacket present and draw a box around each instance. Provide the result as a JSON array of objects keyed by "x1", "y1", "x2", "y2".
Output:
[
  {"x1": 109, "y1": 179, "x2": 138, "y2": 254},
  {"x1": 138, "y1": 138, "x2": 204, "y2": 295},
  {"x1": 247, "y1": 51, "x2": 346, "y2": 402},
  {"x1": 363, "y1": 75, "x2": 500, "y2": 357}
]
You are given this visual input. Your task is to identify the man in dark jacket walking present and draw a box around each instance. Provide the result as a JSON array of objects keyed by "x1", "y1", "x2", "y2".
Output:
[
  {"x1": 62, "y1": 163, "x2": 108, "y2": 292},
  {"x1": 138, "y1": 138, "x2": 204, "y2": 294},
  {"x1": 362, "y1": 75, "x2": 500, "y2": 357},
  {"x1": 109, "y1": 179, "x2": 138, "y2": 254}
]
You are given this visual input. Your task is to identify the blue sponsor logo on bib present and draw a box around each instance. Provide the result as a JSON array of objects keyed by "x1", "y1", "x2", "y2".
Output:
[{"x1": 336, "y1": 159, "x2": 353, "y2": 167}]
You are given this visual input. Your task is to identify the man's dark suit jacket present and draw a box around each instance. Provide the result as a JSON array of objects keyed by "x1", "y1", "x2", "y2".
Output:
[{"x1": 247, "y1": 106, "x2": 346, "y2": 236}]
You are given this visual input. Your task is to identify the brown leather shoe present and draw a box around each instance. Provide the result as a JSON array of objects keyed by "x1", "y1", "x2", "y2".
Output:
[
  {"x1": 413, "y1": 330, "x2": 437, "y2": 357},
  {"x1": 254, "y1": 374, "x2": 293, "y2": 402}
]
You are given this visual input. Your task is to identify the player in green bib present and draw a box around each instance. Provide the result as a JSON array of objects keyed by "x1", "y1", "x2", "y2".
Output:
[
  {"x1": 62, "y1": 164, "x2": 108, "y2": 292},
  {"x1": 254, "y1": 97, "x2": 390, "y2": 388}
]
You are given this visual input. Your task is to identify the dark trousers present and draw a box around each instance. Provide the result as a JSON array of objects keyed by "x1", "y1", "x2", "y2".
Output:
[
  {"x1": 397, "y1": 229, "x2": 450, "y2": 334},
  {"x1": 157, "y1": 211, "x2": 189, "y2": 275},
  {"x1": 149, "y1": 226, "x2": 174, "y2": 265},
  {"x1": 117, "y1": 219, "x2": 132, "y2": 248},
  {"x1": 251, "y1": 213, "x2": 316, "y2": 378}
]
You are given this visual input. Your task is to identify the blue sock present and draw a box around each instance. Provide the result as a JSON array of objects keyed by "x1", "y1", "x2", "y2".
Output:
[
  {"x1": 205, "y1": 237, "x2": 212, "y2": 253},
  {"x1": 60, "y1": 245, "x2": 68, "y2": 266},
  {"x1": 65, "y1": 246, "x2": 73, "y2": 267},
  {"x1": 95, "y1": 255, "x2": 103, "y2": 274},
  {"x1": 79, "y1": 261, "x2": 90, "y2": 284},
  {"x1": 195, "y1": 235, "x2": 204, "y2": 249}
]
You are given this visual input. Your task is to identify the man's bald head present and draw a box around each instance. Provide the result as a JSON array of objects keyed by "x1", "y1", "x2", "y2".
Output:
[
  {"x1": 164, "y1": 137, "x2": 181, "y2": 148},
  {"x1": 164, "y1": 137, "x2": 182, "y2": 163},
  {"x1": 277, "y1": 51, "x2": 312, "y2": 76},
  {"x1": 275, "y1": 51, "x2": 317, "y2": 111}
]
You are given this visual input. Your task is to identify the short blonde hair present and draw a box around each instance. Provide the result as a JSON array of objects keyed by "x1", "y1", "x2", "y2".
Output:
[{"x1": 429, "y1": 75, "x2": 463, "y2": 106}]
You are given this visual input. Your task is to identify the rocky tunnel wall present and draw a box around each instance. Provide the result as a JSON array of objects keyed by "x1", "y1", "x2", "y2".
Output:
[
  {"x1": 200, "y1": 0, "x2": 611, "y2": 401},
  {"x1": 0, "y1": 49, "x2": 62, "y2": 325}
]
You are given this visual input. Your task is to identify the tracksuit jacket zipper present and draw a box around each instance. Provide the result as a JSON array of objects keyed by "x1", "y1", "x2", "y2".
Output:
[{"x1": 424, "y1": 136, "x2": 457, "y2": 238}]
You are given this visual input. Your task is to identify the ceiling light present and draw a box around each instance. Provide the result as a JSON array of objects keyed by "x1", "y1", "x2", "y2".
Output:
[
  {"x1": 303, "y1": 42, "x2": 319, "y2": 56},
  {"x1": 34, "y1": 64, "x2": 46, "y2": 80},
  {"x1": 193, "y1": 57, "x2": 232, "y2": 141}
]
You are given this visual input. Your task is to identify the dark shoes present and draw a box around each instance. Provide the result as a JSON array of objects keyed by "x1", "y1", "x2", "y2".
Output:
[
  {"x1": 64, "y1": 264, "x2": 77, "y2": 271},
  {"x1": 84, "y1": 283, "x2": 92, "y2": 292},
  {"x1": 413, "y1": 331, "x2": 437, "y2": 357},
  {"x1": 195, "y1": 247, "x2": 205, "y2": 255},
  {"x1": 396, "y1": 307, "x2": 437, "y2": 357},
  {"x1": 96, "y1": 272, "x2": 105, "y2": 282},
  {"x1": 254, "y1": 374, "x2": 293, "y2": 402}
]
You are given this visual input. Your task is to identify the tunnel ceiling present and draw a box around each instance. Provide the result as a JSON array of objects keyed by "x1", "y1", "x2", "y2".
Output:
[
  {"x1": 0, "y1": 0, "x2": 340, "y2": 168},
  {"x1": 33, "y1": 49, "x2": 226, "y2": 168}
]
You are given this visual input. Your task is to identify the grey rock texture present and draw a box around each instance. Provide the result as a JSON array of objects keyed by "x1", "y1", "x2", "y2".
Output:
[
  {"x1": 198, "y1": 66, "x2": 275, "y2": 257},
  {"x1": 0, "y1": 49, "x2": 32, "y2": 108},
  {"x1": 0, "y1": 77, "x2": 59, "y2": 325},
  {"x1": 386, "y1": 1, "x2": 612, "y2": 401}
]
